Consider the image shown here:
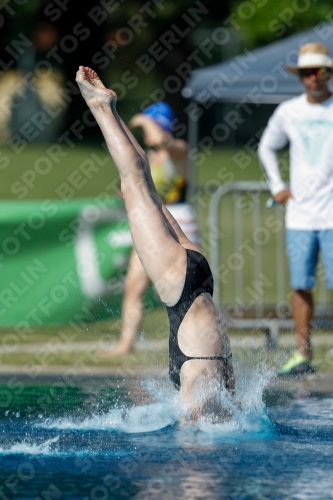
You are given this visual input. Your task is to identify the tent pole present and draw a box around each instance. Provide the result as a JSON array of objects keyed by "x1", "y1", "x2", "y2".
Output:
[{"x1": 187, "y1": 101, "x2": 199, "y2": 202}]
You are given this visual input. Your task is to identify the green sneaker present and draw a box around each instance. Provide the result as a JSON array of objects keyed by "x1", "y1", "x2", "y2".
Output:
[{"x1": 278, "y1": 351, "x2": 317, "y2": 377}]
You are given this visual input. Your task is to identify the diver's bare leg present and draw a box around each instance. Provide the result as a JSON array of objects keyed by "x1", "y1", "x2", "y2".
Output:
[
  {"x1": 76, "y1": 66, "x2": 186, "y2": 306},
  {"x1": 77, "y1": 68, "x2": 199, "y2": 254}
]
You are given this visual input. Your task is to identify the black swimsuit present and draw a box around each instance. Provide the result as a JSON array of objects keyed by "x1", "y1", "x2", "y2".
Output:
[{"x1": 166, "y1": 249, "x2": 232, "y2": 390}]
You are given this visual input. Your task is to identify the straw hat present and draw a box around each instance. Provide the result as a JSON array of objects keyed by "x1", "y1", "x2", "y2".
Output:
[{"x1": 285, "y1": 42, "x2": 333, "y2": 76}]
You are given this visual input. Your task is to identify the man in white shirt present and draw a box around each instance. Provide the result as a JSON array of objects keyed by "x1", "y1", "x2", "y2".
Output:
[{"x1": 258, "y1": 42, "x2": 333, "y2": 376}]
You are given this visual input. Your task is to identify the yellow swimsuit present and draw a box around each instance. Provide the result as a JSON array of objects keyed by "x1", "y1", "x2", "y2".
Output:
[{"x1": 150, "y1": 155, "x2": 186, "y2": 204}]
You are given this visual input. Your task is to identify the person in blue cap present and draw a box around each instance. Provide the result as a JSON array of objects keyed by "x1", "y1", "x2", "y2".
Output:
[{"x1": 99, "y1": 101, "x2": 201, "y2": 357}]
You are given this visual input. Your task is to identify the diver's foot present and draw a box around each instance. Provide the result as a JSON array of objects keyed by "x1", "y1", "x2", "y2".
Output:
[
  {"x1": 75, "y1": 66, "x2": 117, "y2": 109},
  {"x1": 96, "y1": 341, "x2": 134, "y2": 357},
  {"x1": 277, "y1": 351, "x2": 317, "y2": 377}
]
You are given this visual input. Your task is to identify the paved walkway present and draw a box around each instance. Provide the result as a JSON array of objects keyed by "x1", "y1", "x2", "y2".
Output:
[
  {"x1": 0, "y1": 334, "x2": 332, "y2": 392},
  {"x1": 268, "y1": 371, "x2": 333, "y2": 393},
  {"x1": 3, "y1": 332, "x2": 333, "y2": 353}
]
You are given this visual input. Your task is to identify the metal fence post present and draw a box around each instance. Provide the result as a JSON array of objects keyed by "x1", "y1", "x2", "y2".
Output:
[{"x1": 208, "y1": 181, "x2": 333, "y2": 348}]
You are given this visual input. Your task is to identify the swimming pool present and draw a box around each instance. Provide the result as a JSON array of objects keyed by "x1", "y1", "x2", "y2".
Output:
[{"x1": 0, "y1": 372, "x2": 332, "y2": 500}]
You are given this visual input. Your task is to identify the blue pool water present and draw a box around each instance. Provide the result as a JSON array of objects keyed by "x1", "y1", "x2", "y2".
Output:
[{"x1": 0, "y1": 371, "x2": 333, "y2": 500}]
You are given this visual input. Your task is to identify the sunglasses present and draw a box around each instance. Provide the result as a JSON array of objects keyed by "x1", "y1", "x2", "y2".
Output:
[{"x1": 298, "y1": 67, "x2": 331, "y2": 78}]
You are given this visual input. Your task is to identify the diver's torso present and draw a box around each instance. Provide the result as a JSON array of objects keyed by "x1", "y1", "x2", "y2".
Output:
[{"x1": 177, "y1": 294, "x2": 232, "y2": 360}]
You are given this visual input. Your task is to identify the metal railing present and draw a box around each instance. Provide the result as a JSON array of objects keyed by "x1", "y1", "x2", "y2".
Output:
[{"x1": 208, "y1": 181, "x2": 333, "y2": 348}]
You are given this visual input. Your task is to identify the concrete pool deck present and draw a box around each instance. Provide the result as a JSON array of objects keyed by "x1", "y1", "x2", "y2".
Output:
[
  {"x1": 0, "y1": 332, "x2": 332, "y2": 392},
  {"x1": 0, "y1": 364, "x2": 332, "y2": 389},
  {"x1": 2, "y1": 331, "x2": 333, "y2": 353}
]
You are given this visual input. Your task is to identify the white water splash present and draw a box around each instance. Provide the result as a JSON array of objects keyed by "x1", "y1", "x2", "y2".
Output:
[
  {"x1": 37, "y1": 364, "x2": 274, "y2": 441},
  {"x1": 0, "y1": 436, "x2": 59, "y2": 455},
  {"x1": 39, "y1": 401, "x2": 178, "y2": 434}
]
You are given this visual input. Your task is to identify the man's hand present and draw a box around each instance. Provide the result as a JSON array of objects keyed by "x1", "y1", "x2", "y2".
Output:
[{"x1": 274, "y1": 189, "x2": 293, "y2": 205}]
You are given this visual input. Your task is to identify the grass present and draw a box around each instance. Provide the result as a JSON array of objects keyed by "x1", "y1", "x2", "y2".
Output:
[
  {"x1": 0, "y1": 143, "x2": 265, "y2": 201},
  {"x1": 0, "y1": 306, "x2": 169, "y2": 343},
  {"x1": 1, "y1": 143, "x2": 117, "y2": 201},
  {"x1": 0, "y1": 347, "x2": 169, "y2": 370}
]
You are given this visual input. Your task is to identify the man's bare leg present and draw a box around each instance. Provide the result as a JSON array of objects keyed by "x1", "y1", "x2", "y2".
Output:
[
  {"x1": 292, "y1": 289, "x2": 313, "y2": 359},
  {"x1": 98, "y1": 249, "x2": 149, "y2": 356}
]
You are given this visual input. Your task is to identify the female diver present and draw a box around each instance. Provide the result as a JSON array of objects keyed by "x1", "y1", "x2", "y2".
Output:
[{"x1": 75, "y1": 66, "x2": 234, "y2": 423}]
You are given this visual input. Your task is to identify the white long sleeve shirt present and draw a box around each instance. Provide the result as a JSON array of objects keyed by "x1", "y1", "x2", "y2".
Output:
[{"x1": 258, "y1": 93, "x2": 333, "y2": 229}]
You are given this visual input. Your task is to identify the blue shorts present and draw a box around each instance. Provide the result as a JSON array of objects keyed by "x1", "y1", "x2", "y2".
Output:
[{"x1": 286, "y1": 229, "x2": 333, "y2": 290}]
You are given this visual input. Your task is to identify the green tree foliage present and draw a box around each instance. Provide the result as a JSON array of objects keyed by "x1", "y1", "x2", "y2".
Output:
[
  {"x1": 1, "y1": 0, "x2": 234, "y2": 141},
  {"x1": 0, "y1": 0, "x2": 41, "y2": 46},
  {"x1": 231, "y1": 0, "x2": 333, "y2": 47}
]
